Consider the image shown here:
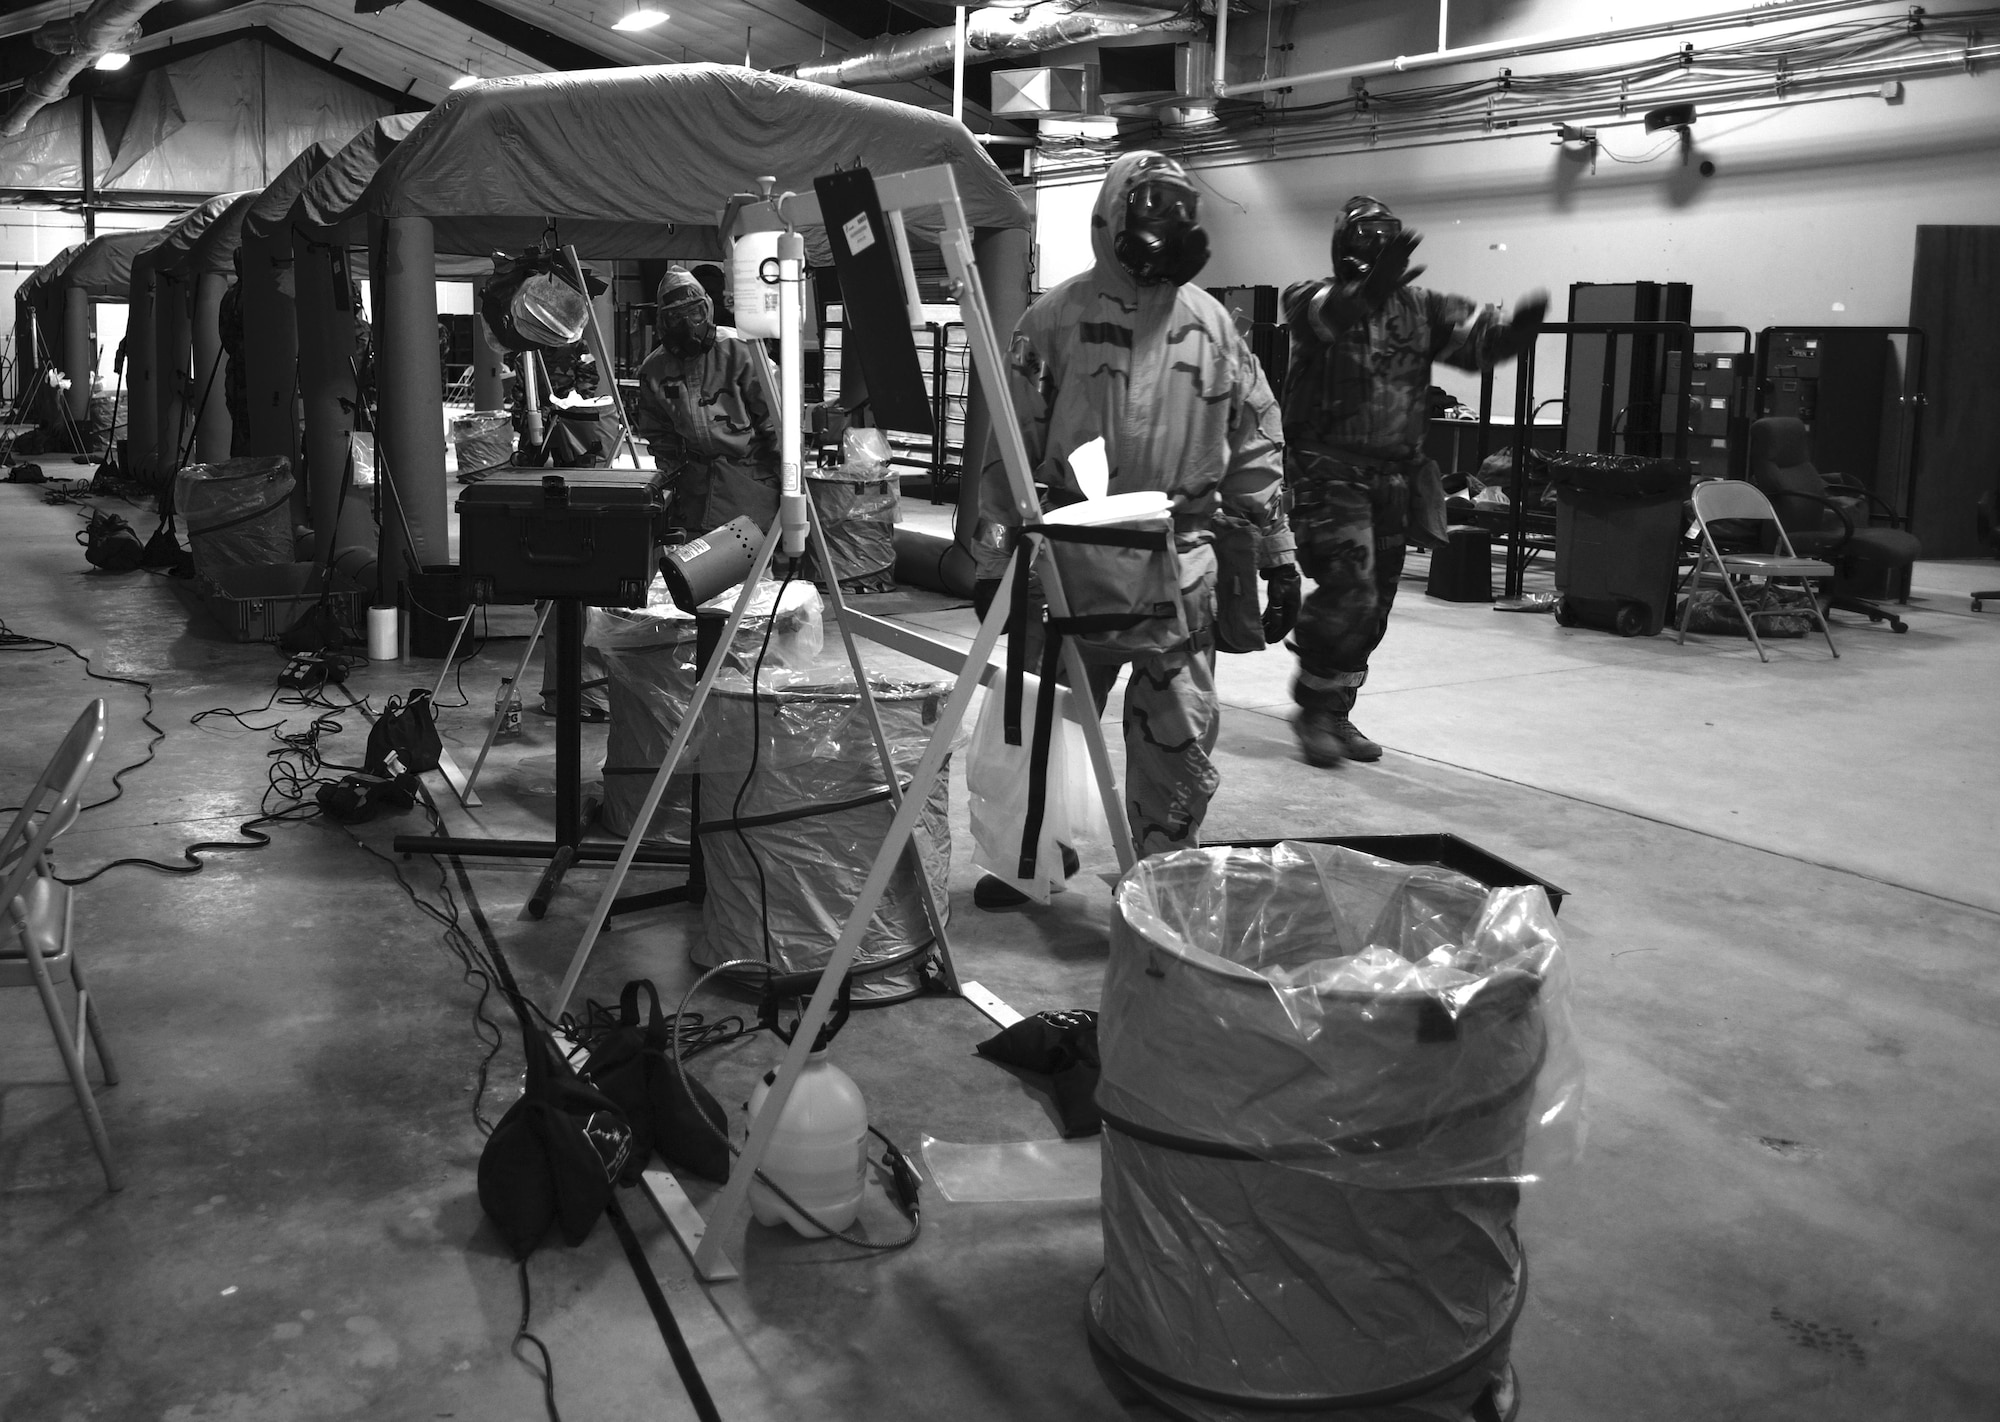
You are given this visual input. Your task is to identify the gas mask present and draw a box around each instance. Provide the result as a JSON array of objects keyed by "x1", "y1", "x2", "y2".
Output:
[
  {"x1": 1331, "y1": 197, "x2": 1401, "y2": 283},
  {"x1": 656, "y1": 271, "x2": 717, "y2": 359},
  {"x1": 1114, "y1": 173, "x2": 1210, "y2": 287}
]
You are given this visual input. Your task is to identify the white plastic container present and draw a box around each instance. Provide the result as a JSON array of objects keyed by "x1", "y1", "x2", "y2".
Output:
[
  {"x1": 731, "y1": 230, "x2": 783, "y2": 338},
  {"x1": 743, "y1": 1050, "x2": 868, "y2": 1236}
]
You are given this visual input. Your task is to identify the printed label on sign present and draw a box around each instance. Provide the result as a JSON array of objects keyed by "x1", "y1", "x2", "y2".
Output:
[
  {"x1": 682, "y1": 538, "x2": 710, "y2": 558},
  {"x1": 842, "y1": 212, "x2": 876, "y2": 255}
]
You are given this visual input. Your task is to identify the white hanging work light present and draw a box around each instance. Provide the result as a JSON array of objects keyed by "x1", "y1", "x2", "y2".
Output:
[
  {"x1": 93, "y1": 52, "x2": 130, "y2": 72},
  {"x1": 612, "y1": 8, "x2": 668, "y2": 32}
]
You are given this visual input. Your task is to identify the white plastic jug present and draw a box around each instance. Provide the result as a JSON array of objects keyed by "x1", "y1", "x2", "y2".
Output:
[
  {"x1": 743, "y1": 1050, "x2": 868, "y2": 1236},
  {"x1": 731, "y1": 230, "x2": 783, "y2": 339}
]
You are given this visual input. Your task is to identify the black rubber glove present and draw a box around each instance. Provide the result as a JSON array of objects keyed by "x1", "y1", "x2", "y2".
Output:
[
  {"x1": 1361, "y1": 228, "x2": 1426, "y2": 304},
  {"x1": 1261, "y1": 566, "x2": 1302, "y2": 644},
  {"x1": 973, "y1": 578, "x2": 1003, "y2": 622},
  {"x1": 1511, "y1": 290, "x2": 1549, "y2": 334}
]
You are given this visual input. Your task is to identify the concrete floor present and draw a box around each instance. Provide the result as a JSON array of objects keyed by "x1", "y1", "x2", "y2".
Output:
[{"x1": 4, "y1": 480, "x2": 1999, "y2": 1422}]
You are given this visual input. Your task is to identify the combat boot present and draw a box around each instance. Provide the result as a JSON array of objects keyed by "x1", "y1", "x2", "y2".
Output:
[
  {"x1": 1294, "y1": 709, "x2": 1346, "y2": 768},
  {"x1": 1328, "y1": 714, "x2": 1381, "y2": 762}
]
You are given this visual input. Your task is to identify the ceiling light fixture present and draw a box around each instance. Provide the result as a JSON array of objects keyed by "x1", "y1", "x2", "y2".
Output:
[
  {"x1": 93, "y1": 51, "x2": 131, "y2": 72},
  {"x1": 612, "y1": 8, "x2": 668, "y2": 31}
]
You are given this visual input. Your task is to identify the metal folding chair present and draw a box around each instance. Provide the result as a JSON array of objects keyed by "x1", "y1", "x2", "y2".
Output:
[
  {"x1": 2, "y1": 700, "x2": 121, "y2": 1190},
  {"x1": 1678, "y1": 479, "x2": 1838, "y2": 662}
]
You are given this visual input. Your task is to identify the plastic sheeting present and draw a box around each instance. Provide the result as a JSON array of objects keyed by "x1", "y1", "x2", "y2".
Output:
[
  {"x1": 691, "y1": 663, "x2": 953, "y2": 1001},
  {"x1": 100, "y1": 40, "x2": 394, "y2": 195},
  {"x1": 1099, "y1": 842, "x2": 1583, "y2": 1186},
  {"x1": 1089, "y1": 841, "x2": 1580, "y2": 1417},
  {"x1": 175, "y1": 456, "x2": 297, "y2": 579},
  {"x1": 0, "y1": 96, "x2": 99, "y2": 191},
  {"x1": 304, "y1": 64, "x2": 1030, "y2": 261}
]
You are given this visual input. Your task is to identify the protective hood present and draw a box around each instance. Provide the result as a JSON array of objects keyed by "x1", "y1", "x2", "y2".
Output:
[
  {"x1": 1091, "y1": 150, "x2": 1207, "y2": 292},
  {"x1": 655, "y1": 266, "x2": 717, "y2": 358},
  {"x1": 1331, "y1": 194, "x2": 1398, "y2": 271}
]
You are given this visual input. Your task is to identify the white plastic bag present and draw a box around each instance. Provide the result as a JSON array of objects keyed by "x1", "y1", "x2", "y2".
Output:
[{"x1": 967, "y1": 680, "x2": 1109, "y2": 904}]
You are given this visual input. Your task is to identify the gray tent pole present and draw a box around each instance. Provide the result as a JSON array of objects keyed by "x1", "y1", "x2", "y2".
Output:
[
  {"x1": 61, "y1": 286, "x2": 92, "y2": 426},
  {"x1": 295, "y1": 238, "x2": 364, "y2": 571},
  {"x1": 372, "y1": 214, "x2": 448, "y2": 599},
  {"x1": 191, "y1": 270, "x2": 232, "y2": 463},
  {"x1": 156, "y1": 272, "x2": 191, "y2": 479},
  {"x1": 470, "y1": 275, "x2": 507, "y2": 410},
  {"x1": 125, "y1": 269, "x2": 157, "y2": 483},
  {"x1": 239, "y1": 230, "x2": 302, "y2": 517}
]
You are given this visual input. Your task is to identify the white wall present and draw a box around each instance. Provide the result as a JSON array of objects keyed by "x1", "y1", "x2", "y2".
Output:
[{"x1": 1034, "y1": 1, "x2": 2000, "y2": 414}]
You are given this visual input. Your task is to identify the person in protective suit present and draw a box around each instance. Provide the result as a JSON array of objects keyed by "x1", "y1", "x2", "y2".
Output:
[
  {"x1": 633, "y1": 266, "x2": 780, "y2": 534},
  {"x1": 1281, "y1": 196, "x2": 1546, "y2": 768},
  {"x1": 972, "y1": 151, "x2": 1299, "y2": 905}
]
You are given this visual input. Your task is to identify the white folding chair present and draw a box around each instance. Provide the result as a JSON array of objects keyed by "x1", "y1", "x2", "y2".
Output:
[
  {"x1": 1678, "y1": 479, "x2": 1839, "y2": 662},
  {"x1": 2, "y1": 700, "x2": 121, "y2": 1190}
]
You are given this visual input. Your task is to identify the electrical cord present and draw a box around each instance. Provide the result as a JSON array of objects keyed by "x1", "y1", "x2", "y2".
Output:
[
  {"x1": 0, "y1": 616, "x2": 170, "y2": 820},
  {"x1": 511, "y1": 1259, "x2": 561, "y2": 1422},
  {"x1": 731, "y1": 566, "x2": 800, "y2": 968}
]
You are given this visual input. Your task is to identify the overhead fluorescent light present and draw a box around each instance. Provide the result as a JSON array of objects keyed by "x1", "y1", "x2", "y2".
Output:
[
  {"x1": 93, "y1": 52, "x2": 131, "y2": 72},
  {"x1": 449, "y1": 73, "x2": 480, "y2": 89},
  {"x1": 612, "y1": 8, "x2": 668, "y2": 31}
]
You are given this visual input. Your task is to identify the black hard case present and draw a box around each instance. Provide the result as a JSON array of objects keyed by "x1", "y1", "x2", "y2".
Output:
[{"x1": 456, "y1": 469, "x2": 666, "y2": 607}]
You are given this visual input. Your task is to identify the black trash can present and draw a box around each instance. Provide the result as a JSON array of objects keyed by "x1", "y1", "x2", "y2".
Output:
[{"x1": 1537, "y1": 452, "x2": 1693, "y2": 637}]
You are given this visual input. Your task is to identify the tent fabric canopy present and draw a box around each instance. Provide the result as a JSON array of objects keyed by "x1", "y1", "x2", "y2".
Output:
[
  {"x1": 52, "y1": 230, "x2": 169, "y2": 301},
  {"x1": 132, "y1": 193, "x2": 261, "y2": 281},
  {"x1": 239, "y1": 140, "x2": 341, "y2": 246},
  {"x1": 304, "y1": 63, "x2": 1030, "y2": 261},
  {"x1": 15, "y1": 243, "x2": 84, "y2": 309},
  {"x1": 183, "y1": 194, "x2": 261, "y2": 278},
  {"x1": 282, "y1": 114, "x2": 489, "y2": 278}
]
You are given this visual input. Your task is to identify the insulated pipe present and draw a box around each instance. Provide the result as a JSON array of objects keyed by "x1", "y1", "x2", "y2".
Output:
[
  {"x1": 1215, "y1": 0, "x2": 1880, "y2": 98},
  {"x1": 372, "y1": 215, "x2": 448, "y2": 600},
  {"x1": 238, "y1": 231, "x2": 301, "y2": 514},
  {"x1": 125, "y1": 269, "x2": 156, "y2": 482},
  {"x1": 470, "y1": 275, "x2": 506, "y2": 410},
  {"x1": 784, "y1": 2, "x2": 1197, "y2": 88},
  {"x1": 61, "y1": 286, "x2": 92, "y2": 425},
  {"x1": 155, "y1": 271, "x2": 191, "y2": 480},
  {"x1": 191, "y1": 270, "x2": 231, "y2": 464},
  {"x1": 4, "y1": 0, "x2": 161, "y2": 137},
  {"x1": 295, "y1": 237, "x2": 362, "y2": 569}
]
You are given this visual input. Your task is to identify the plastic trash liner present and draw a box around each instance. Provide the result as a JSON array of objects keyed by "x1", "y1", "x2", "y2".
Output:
[
  {"x1": 585, "y1": 579, "x2": 823, "y2": 839},
  {"x1": 804, "y1": 467, "x2": 899, "y2": 591},
  {"x1": 451, "y1": 410, "x2": 514, "y2": 478},
  {"x1": 174, "y1": 456, "x2": 296, "y2": 580},
  {"x1": 1089, "y1": 841, "x2": 1583, "y2": 1422},
  {"x1": 691, "y1": 671, "x2": 953, "y2": 1002}
]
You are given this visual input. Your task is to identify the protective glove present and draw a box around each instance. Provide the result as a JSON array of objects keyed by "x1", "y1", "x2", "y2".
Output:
[
  {"x1": 1361, "y1": 228, "x2": 1426, "y2": 304},
  {"x1": 973, "y1": 578, "x2": 1003, "y2": 622},
  {"x1": 1261, "y1": 566, "x2": 1302, "y2": 644},
  {"x1": 1511, "y1": 290, "x2": 1549, "y2": 334}
]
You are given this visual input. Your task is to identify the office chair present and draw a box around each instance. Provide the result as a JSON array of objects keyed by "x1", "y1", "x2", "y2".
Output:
[{"x1": 1747, "y1": 417, "x2": 1919, "y2": 634}]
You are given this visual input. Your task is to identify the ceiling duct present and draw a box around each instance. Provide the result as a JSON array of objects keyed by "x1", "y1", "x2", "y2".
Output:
[
  {"x1": 778, "y1": 1, "x2": 1202, "y2": 90},
  {"x1": 6, "y1": 0, "x2": 162, "y2": 137}
]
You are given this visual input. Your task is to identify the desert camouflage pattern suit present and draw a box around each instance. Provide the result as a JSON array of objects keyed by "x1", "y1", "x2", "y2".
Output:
[
  {"x1": 1280, "y1": 275, "x2": 1515, "y2": 715},
  {"x1": 977, "y1": 151, "x2": 1295, "y2": 855},
  {"x1": 633, "y1": 269, "x2": 781, "y2": 534}
]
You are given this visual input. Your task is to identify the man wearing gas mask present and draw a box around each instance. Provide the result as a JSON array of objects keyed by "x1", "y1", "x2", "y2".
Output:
[
  {"x1": 1281, "y1": 197, "x2": 1546, "y2": 768},
  {"x1": 634, "y1": 265, "x2": 781, "y2": 534},
  {"x1": 971, "y1": 151, "x2": 1298, "y2": 903}
]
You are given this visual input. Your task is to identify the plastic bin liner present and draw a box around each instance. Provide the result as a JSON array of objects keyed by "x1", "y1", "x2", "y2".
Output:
[
  {"x1": 691, "y1": 668, "x2": 952, "y2": 1001},
  {"x1": 451, "y1": 410, "x2": 514, "y2": 476},
  {"x1": 804, "y1": 467, "x2": 899, "y2": 589},
  {"x1": 1100, "y1": 842, "x2": 1583, "y2": 1187},
  {"x1": 585, "y1": 578, "x2": 824, "y2": 838},
  {"x1": 1089, "y1": 842, "x2": 1583, "y2": 1416},
  {"x1": 1531, "y1": 449, "x2": 1693, "y2": 499},
  {"x1": 174, "y1": 456, "x2": 296, "y2": 580}
]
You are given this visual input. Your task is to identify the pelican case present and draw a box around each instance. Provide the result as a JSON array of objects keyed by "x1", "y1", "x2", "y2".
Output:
[{"x1": 457, "y1": 469, "x2": 666, "y2": 607}]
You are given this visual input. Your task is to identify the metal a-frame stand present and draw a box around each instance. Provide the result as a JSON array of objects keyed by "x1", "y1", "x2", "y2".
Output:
[{"x1": 547, "y1": 164, "x2": 1137, "y2": 1281}]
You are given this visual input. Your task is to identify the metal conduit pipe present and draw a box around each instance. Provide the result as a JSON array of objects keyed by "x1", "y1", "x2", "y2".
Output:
[
  {"x1": 782, "y1": 1, "x2": 1199, "y2": 88},
  {"x1": 1215, "y1": 0, "x2": 1890, "y2": 99},
  {"x1": 3, "y1": 0, "x2": 159, "y2": 137}
]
